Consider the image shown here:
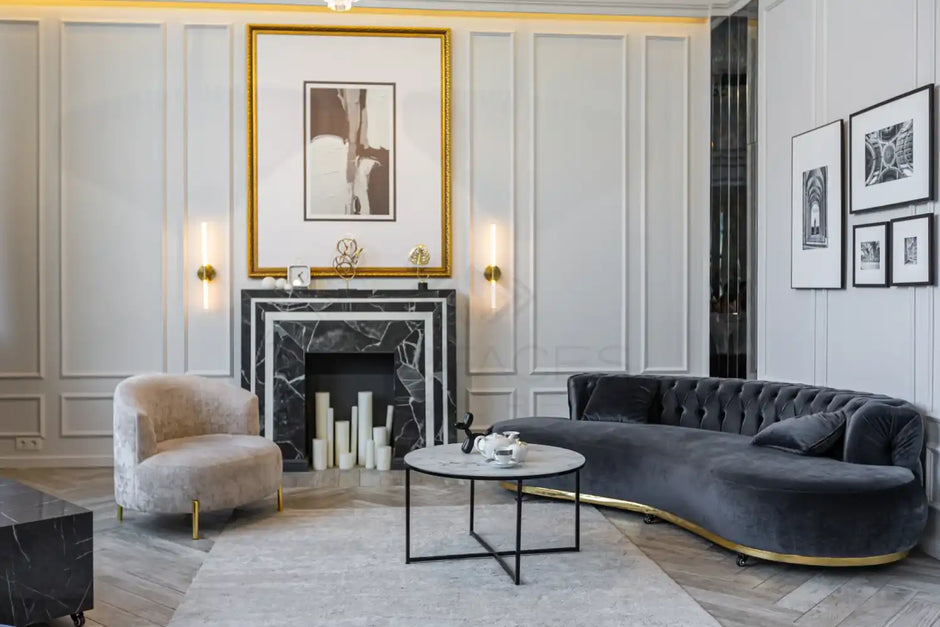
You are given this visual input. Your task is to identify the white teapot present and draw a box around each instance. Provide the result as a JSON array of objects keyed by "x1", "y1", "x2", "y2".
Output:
[{"x1": 474, "y1": 431, "x2": 519, "y2": 460}]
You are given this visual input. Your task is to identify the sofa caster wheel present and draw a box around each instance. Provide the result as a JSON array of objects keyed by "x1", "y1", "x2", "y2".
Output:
[
  {"x1": 736, "y1": 553, "x2": 750, "y2": 567},
  {"x1": 71, "y1": 611, "x2": 86, "y2": 626},
  {"x1": 643, "y1": 514, "x2": 660, "y2": 525}
]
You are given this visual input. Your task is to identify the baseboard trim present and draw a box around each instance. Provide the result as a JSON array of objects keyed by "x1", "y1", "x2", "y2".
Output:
[
  {"x1": 920, "y1": 504, "x2": 940, "y2": 560},
  {"x1": 0, "y1": 455, "x2": 113, "y2": 468},
  {"x1": 503, "y1": 483, "x2": 911, "y2": 567}
]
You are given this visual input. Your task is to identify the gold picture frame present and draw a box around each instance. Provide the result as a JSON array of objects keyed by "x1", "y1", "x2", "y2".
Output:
[{"x1": 246, "y1": 24, "x2": 452, "y2": 278}]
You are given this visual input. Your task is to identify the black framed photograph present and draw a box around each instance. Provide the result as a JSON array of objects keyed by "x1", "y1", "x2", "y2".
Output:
[
  {"x1": 791, "y1": 120, "x2": 844, "y2": 289},
  {"x1": 853, "y1": 222, "x2": 890, "y2": 287},
  {"x1": 849, "y1": 84, "x2": 935, "y2": 213},
  {"x1": 890, "y1": 214, "x2": 934, "y2": 286}
]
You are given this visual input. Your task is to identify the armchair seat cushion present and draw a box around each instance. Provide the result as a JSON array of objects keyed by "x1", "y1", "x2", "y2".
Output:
[{"x1": 133, "y1": 434, "x2": 281, "y2": 514}]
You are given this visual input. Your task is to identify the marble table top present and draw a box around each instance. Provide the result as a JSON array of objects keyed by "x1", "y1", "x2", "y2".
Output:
[
  {"x1": 404, "y1": 443, "x2": 585, "y2": 480},
  {"x1": 0, "y1": 477, "x2": 89, "y2": 527}
]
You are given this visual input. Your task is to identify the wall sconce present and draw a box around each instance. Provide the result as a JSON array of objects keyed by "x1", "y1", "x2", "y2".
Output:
[
  {"x1": 196, "y1": 221, "x2": 216, "y2": 311},
  {"x1": 483, "y1": 223, "x2": 501, "y2": 310}
]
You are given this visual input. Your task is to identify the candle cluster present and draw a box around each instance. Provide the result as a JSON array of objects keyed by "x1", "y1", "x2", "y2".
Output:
[{"x1": 311, "y1": 391, "x2": 394, "y2": 472}]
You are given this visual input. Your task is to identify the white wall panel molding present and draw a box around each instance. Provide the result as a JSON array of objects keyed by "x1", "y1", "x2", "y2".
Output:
[
  {"x1": 59, "y1": 20, "x2": 168, "y2": 378},
  {"x1": 466, "y1": 387, "x2": 517, "y2": 427},
  {"x1": 529, "y1": 32, "x2": 628, "y2": 375},
  {"x1": 0, "y1": 20, "x2": 43, "y2": 379},
  {"x1": 640, "y1": 34, "x2": 690, "y2": 374},
  {"x1": 0, "y1": 394, "x2": 44, "y2": 438},
  {"x1": 183, "y1": 23, "x2": 234, "y2": 377},
  {"x1": 60, "y1": 393, "x2": 113, "y2": 438},
  {"x1": 530, "y1": 386, "x2": 567, "y2": 417},
  {"x1": 468, "y1": 30, "x2": 517, "y2": 375}
]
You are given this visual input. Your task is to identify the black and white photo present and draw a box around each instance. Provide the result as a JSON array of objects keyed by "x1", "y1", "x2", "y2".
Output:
[
  {"x1": 791, "y1": 121, "x2": 844, "y2": 289},
  {"x1": 850, "y1": 84, "x2": 934, "y2": 213},
  {"x1": 303, "y1": 81, "x2": 396, "y2": 221},
  {"x1": 853, "y1": 222, "x2": 890, "y2": 287},
  {"x1": 890, "y1": 214, "x2": 934, "y2": 286}
]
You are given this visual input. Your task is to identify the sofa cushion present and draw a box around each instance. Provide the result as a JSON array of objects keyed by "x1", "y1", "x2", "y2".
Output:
[
  {"x1": 581, "y1": 376, "x2": 657, "y2": 423},
  {"x1": 134, "y1": 434, "x2": 282, "y2": 513},
  {"x1": 750, "y1": 411, "x2": 845, "y2": 456}
]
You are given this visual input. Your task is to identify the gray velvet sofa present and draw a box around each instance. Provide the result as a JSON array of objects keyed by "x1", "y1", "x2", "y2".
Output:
[{"x1": 492, "y1": 374, "x2": 928, "y2": 566}]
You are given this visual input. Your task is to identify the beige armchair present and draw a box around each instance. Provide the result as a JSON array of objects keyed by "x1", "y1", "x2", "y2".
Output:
[{"x1": 113, "y1": 374, "x2": 283, "y2": 539}]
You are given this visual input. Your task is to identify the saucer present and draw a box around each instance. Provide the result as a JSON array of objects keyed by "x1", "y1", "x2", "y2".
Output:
[{"x1": 491, "y1": 459, "x2": 520, "y2": 468}]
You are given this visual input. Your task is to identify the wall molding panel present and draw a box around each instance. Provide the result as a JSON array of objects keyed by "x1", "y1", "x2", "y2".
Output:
[
  {"x1": 530, "y1": 387, "x2": 568, "y2": 417},
  {"x1": 640, "y1": 34, "x2": 690, "y2": 374},
  {"x1": 0, "y1": 19, "x2": 43, "y2": 379},
  {"x1": 466, "y1": 387, "x2": 517, "y2": 427},
  {"x1": 0, "y1": 394, "x2": 45, "y2": 438},
  {"x1": 60, "y1": 393, "x2": 113, "y2": 438}
]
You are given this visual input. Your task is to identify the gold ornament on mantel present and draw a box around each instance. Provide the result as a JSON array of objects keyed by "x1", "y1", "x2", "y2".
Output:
[
  {"x1": 333, "y1": 238, "x2": 364, "y2": 287},
  {"x1": 408, "y1": 244, "x2": 431, "y2": 278}
]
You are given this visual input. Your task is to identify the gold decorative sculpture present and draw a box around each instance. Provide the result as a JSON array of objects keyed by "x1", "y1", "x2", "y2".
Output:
[
  {"x1": 333, "y1": 238, "x2": 364, "y2": 286},
  {"x1": 409, "y1": 245, "x2": 431, "y2": 277}
]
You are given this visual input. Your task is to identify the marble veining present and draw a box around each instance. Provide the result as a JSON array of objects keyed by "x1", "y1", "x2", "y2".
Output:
[
  {"x1": 241, "y1": 290, "x2": 456, "y2": 470},
  {"x1": 0, "y1": 478, "x2": 93, "y2": 626}
]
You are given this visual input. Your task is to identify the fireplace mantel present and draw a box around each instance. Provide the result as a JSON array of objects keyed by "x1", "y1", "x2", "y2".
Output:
[{"x1": 241, "y1": 289, "x2": 456, "y2": 471}]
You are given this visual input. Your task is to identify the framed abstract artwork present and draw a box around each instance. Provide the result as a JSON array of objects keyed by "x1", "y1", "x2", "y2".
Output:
[
  {"x1": 853, "y1": 222, "x2": 890, "y2": 287},
  {"x1": 247, "y1": 25, "x2": 452, "y2": 278},
  {"x1": 889, "y1": 214, "x2": 934, "y2": 286},
  {"x1": 791, "y1": 120, "x2": 844, "y2": 289},
  {"x1": 849, "y1": 84, "x2": 934, "y2": 213}
]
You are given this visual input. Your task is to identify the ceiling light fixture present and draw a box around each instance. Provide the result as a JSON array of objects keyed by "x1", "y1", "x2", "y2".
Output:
[{"x1": 325, "y1": 0, "x2": 359, "y2": 11}]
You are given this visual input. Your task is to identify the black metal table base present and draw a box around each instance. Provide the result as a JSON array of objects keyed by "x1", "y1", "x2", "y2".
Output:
[{"x1": 405, "y1": 470, "x2": 581, "y2": 585}]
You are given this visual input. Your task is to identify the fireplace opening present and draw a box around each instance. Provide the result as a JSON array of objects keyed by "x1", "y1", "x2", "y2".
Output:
[{"x1": 304, "y1": 352, "x2": 397, "y2": 464}]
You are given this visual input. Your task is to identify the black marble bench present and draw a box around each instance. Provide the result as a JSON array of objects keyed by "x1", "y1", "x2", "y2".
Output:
[{"x1": 0, "y1": 477, "x2": 93, "y2": 626}]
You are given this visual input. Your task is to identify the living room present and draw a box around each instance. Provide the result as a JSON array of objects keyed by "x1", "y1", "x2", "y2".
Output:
[{"x1": 0, "y1": 0, "x2": 938, "y2": 625}]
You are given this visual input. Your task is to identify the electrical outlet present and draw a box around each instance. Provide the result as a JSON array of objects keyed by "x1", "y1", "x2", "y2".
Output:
[{"x1": 15, "y1": 437, "x2": 42, "y2": 451}]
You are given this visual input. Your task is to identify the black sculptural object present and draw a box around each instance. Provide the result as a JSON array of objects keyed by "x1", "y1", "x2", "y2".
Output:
[{"x1": 455, "y1": 412, "x2": 483, "y2": 454}]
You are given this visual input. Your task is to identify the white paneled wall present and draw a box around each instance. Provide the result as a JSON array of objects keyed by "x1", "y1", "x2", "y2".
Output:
[
  {"x1": 759, "y1": 0, "x2": 940, "y2": 559},
  {"x1": 0, "y1": 4, "x2": 708, "y2": 466}
]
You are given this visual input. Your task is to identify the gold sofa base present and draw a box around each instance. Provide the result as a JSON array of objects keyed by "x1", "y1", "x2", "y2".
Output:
[{"x1": 501, "y1": 483, "x2": 908, "y2": 567}]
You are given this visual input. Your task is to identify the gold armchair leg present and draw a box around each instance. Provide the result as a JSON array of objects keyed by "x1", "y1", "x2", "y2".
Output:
[
  {"x1": 192, "y1": 500, "x2": 200, "y2": 540},
  {"x1": 277, "y1": 486, "x2": 284, "y2": 512},
  {"x1": 117, "y1": 505, "x2": 123, "y2": 522}
]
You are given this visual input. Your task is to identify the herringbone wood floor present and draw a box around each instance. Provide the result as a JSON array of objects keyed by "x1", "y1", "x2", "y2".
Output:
[{"x1": 3, "y1": 467, "x2": 940, "y2": 627}]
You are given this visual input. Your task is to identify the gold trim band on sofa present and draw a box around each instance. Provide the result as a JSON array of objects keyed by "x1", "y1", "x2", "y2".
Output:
[{"x1": 502, "y1": 483, "x2": 909, "y2": 567}]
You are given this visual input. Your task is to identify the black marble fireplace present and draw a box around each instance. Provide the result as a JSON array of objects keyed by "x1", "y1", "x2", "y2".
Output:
[{"x1": 241, "y1": 289, "x2": 456, "y2": 471}]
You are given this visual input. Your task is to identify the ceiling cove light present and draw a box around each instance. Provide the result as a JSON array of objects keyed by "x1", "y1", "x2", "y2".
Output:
[{"x1": 325, "y1": 0, "x2": 359, "y2": 10}]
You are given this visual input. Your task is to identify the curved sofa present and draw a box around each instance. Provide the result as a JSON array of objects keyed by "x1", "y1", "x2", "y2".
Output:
[{"x1": 492, "y1": 374, "x2": 928, "y2": 566}]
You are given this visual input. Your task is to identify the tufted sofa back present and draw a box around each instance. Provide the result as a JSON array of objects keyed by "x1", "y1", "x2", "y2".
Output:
[{"x1": 568, "y1": 373, "x2": 926, "y2": 481}]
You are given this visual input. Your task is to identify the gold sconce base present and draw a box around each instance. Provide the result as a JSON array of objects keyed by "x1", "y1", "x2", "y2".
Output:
[
  {"x1": 484, "y1": 265, "x2": 501, "y2": 282},
  {"x1": 197, "y1": 265, "x2": 217, "y2": 281}
]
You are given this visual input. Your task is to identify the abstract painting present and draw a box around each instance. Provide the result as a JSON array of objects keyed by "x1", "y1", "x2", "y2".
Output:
[{"x1": 303, "y1": 82, "x2": 395, "y2": 221}]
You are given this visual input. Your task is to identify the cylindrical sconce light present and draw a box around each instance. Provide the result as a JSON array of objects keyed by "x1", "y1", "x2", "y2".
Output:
[
  {"x1": 197, "y1": 221, "x2": 216, "y2": 311},
  {"x1": 483, "y1": 223, "x2": 501, "y2": 310}
]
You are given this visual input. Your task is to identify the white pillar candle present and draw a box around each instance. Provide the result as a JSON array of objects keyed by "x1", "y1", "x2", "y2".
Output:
[
  {"x1": 338, "y1": 451, "x2": 356, "y2": 470},
  {"x1": 385, "y1": 405, "x2": 393, "y2": 438},
  {"x1": 375, "y1": 445, "x2": 392, "y2": 472},
  {"x1": 312, "y1": 439, "x2": 327, "y2": 471},
  {"x1": 364, "y1": 439, "x2": 375, "y2": 469},
  {"x1": 373, "y1": 426, "x2": 388, "y2": 448},
  {"x1": 350, "y1": 406, "x2": 359, "y2": 464},
  {"x1": 357, "y1": 392, "x2": 373, "y2": 465},
  {"x1": 326, "y1": 409, "x2": 335, "y2": 468},
  {"x1": 335, "y1": 420, "x2": 350, "y2": 464},
  {"x1": 314, "y1": 392, "x2": 330, "y2": 441}
]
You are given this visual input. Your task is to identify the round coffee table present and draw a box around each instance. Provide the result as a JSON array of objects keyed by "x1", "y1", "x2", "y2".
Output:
[{"x1": 403, "y1": 442, "x2": 585, "y2": 585}]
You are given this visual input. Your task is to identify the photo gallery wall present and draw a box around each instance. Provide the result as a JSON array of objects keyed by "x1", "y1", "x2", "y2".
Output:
[{"x1": 791, "y1": 84, "x2": 936, "y2": 289}]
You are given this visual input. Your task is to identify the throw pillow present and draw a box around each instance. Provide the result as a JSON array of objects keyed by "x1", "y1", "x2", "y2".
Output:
[
  {"x1": 581, "y1": 376, "x2": 657, "y2": 423},
  {"x1": 751, "y1": 411, "x2": 846, "y2": 456}
]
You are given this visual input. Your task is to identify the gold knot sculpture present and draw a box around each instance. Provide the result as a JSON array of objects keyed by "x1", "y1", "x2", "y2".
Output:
[
  {"x1": 333, "y1": 238, "x2": 363, "y2": 286},
  {"x1": 408, "y1": 244, "x2": 431, "y2": 280}
]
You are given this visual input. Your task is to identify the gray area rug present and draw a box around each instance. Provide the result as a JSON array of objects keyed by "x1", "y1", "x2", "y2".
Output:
[{"x1": 170, "y1": 503, "x2": 720, "y2": 627}]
